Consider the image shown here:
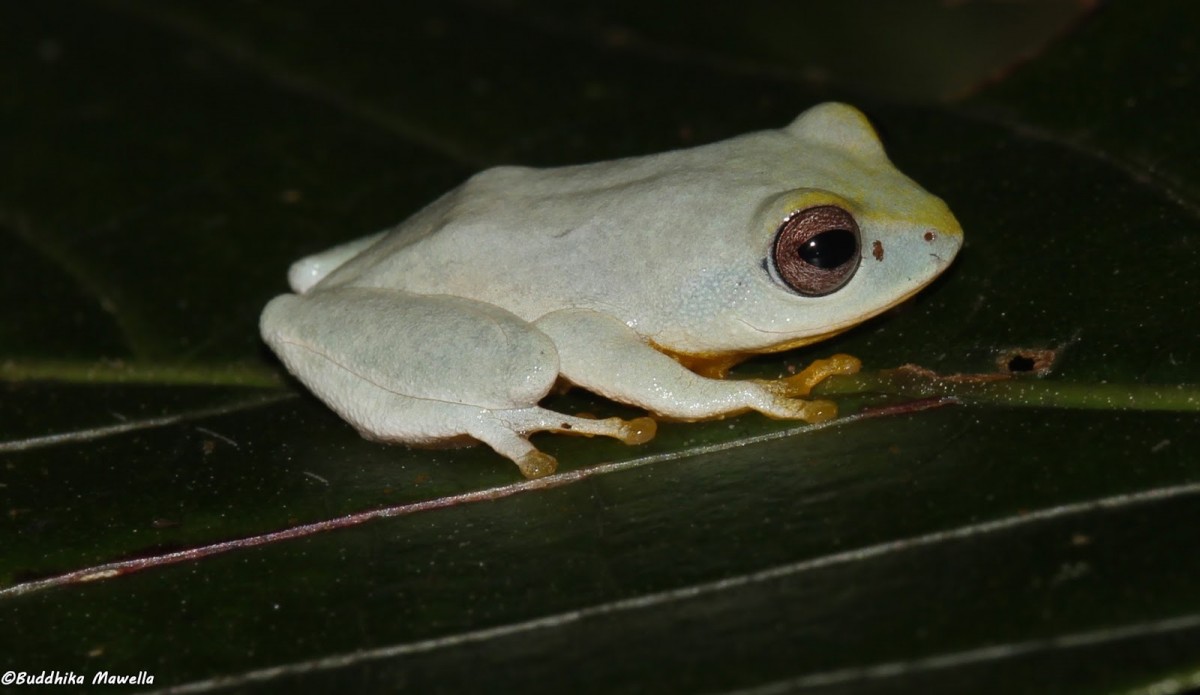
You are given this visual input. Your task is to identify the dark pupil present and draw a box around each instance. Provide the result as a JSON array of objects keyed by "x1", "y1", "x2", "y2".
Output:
[{"x1": 797, "y1": 229, "x2": 857, "y2": 269}]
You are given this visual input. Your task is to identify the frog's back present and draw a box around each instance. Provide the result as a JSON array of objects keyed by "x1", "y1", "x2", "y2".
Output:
[
  {"x1": 312, "y1": 133, "x2": 794, "y2": 317},
  {"x1": 290, "y1": 104, "x2": 927, "y2": 310}
]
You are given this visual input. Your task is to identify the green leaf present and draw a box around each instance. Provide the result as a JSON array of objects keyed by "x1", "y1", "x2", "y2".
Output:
[{"x1": 3, "y1": 1, "x2": 1199, "y2": 693}]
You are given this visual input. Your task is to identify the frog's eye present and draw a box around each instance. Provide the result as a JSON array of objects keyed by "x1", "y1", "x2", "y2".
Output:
[{"x1": 771, "y1": 205, "x2": 861, "y2": 296}]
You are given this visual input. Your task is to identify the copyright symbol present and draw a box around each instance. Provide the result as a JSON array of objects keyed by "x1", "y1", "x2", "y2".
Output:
[{"x1": 2, "y1": 671, "x2": 15, "y2": 685}]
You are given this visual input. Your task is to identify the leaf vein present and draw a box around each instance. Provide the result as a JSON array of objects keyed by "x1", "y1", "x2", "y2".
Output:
[{"x1": 26, "y1": 475, "x2": 1200, "y2": 693}]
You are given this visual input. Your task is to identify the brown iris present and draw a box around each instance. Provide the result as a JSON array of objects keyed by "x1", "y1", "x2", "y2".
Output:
[{"x1": 771, "y1": 205, "x2": 861, "y2": 296}]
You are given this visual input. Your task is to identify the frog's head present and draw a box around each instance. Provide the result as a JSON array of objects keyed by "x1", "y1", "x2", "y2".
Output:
[{"x1": 705, "y1": 102, "x2": 963, "y2": 354}]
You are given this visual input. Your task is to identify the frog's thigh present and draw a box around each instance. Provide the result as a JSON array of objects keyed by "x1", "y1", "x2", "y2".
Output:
[
  {"x1": 261, "y1": 334, "x2": 486, "y2": 446},
  {"x1": 261, "y1": 289, "x2": 652, "y2": 477},
  {"x1": 262, "y1": 286, "x2": 564, "y2": 409},
  {"x1": 261, "y1": 333, "x2": 555, "y2": 475},
  {"x1": 534, "y1": 309, "x2": 834, "y2": 422}
]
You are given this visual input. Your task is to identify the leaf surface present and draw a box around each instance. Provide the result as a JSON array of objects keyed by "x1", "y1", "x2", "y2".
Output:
[{"x1": 3, "y1": 2, "x2": 1198, "y2": 693}]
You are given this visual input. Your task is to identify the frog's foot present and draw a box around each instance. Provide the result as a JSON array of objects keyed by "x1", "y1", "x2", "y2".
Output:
[
  {"x1": 497, "y1": 407, "x2": 657, "y2": 445},
  {"x1": 465, "y1": 421, "x2": 559, "y2": 478},
  {"x1": 781, "y1": 398, "x2": 839, "y2": 424},
  {"x1": 755, "y1": 353, "x2": 861, "y2": 398},
  {"x1": 472, "y1": 408, "x2": 657, "y2": 479},
  {"x1": 517, "y1": 451, "x2": 558, "y2": 479}
]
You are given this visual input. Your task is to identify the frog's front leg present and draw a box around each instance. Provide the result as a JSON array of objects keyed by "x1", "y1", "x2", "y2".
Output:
[
  {"x1": 534, "y1": 309, "x2": 859, "y2": 422},
  {"x1": 261, "y1": 288, "x2": 653, "y2": 478}
]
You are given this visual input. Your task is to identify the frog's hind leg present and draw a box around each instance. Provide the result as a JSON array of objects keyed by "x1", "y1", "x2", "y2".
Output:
[
  {"x1": 261, "y1": 287, "x2": 653, "y2": 478},
  {"x1": 496, "y1": 408, "x2": 657, "y2": 446},
  {"x1": 479, "y1": 407, "x2": 657, "y2": 477},
  {"x1": 461, "y1": 408, "x2": 654, "y2": 478}
]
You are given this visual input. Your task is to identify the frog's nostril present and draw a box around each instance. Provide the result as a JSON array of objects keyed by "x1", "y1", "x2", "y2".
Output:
[
  {"x1": 924, "y1": 227, "x2": 963, "y2": 252},
  {"x1": 926, "y1": 227, "x2": 964, "y2": 265}
]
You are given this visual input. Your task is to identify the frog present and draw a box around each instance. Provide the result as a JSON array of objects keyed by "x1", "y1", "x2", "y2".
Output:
[{"x1": 261, "y1": 102, "x2": 962, "y2": 479}]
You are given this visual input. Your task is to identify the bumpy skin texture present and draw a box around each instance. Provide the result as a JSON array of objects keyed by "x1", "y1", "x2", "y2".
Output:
[{"x1": 261, "y1": 103, "x2": 963, "y2": 478}]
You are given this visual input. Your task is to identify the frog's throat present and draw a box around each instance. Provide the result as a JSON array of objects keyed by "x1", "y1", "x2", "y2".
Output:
[
  {"x1": 653, "y1": 327, "x2": 848, "y2": 379},
  {"x1": 654, "y1": 279, "x2": 939, "y2": 379}
]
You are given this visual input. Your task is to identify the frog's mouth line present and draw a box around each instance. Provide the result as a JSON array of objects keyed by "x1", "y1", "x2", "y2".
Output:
[
  {"x1": 651, "y1": 278, "x2": 945, "y2": 377},
  {"x1": 736, "y1": 279, "x2": 936, "y2": 350}
]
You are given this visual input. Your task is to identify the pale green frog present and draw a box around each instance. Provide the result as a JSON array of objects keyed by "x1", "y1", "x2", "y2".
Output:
[{"x1": 261, "y1": 103, "x2": 962, "y2": 478}]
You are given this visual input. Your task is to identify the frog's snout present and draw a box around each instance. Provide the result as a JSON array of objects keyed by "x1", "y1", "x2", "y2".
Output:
[{"x1": 922, "y1": 221, "x2": 963, "y2": 269}]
